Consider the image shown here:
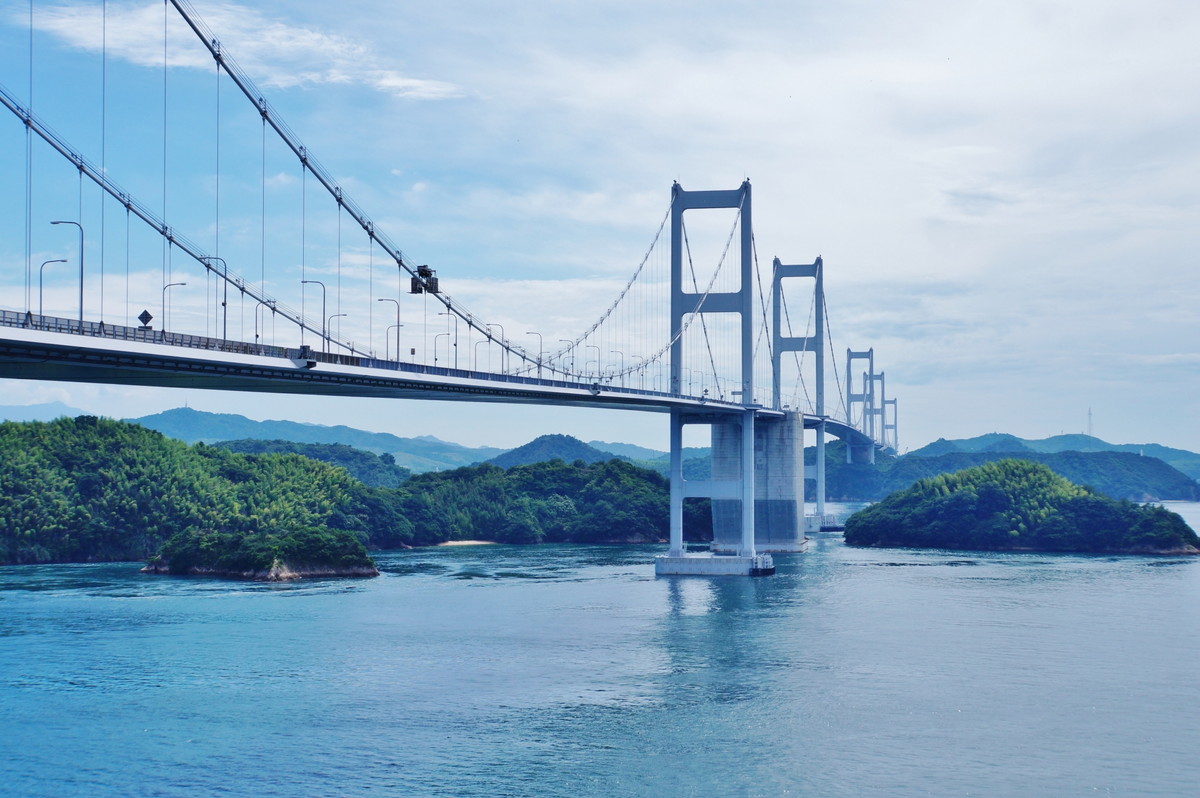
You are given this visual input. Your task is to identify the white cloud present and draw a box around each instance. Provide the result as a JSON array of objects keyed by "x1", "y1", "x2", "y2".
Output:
[{"x1": 25, "y1": 1, "x2": 461, "y2": 98}]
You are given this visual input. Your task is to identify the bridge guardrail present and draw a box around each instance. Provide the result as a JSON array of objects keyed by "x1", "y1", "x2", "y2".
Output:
[{"x1": 0, "y1": 309, "x2": 691, "y2": 402}]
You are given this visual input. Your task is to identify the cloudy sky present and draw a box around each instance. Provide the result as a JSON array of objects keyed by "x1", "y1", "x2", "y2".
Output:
[{"x1": 0, "y1": 0, "x2": 1197, "y2": 453}]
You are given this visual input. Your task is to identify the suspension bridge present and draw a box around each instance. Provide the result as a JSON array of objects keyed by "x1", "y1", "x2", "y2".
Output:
[{"x1": 1, "y1": 0, "x2": 899, "y2": 576}]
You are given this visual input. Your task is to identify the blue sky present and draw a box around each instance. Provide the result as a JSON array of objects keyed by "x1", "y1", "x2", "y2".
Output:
[{"x1": 0, "y1": 0, "x2": 1197, "y2": 453}]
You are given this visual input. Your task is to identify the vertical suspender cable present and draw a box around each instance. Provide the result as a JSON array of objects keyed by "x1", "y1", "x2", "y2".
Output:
[
  {"x1": 100, "y1": 0, "x2": 106, "y2": 322},
  {"x1": 336, "y1": 202, "x2": 342, "y2": 346},
  {"x1": 260, "y1": 114, "x2": 265, "y2": 301},
  {"x1": 162, "y1": 0, "x2": 168, "y2": 296},
  {"x1": 24, "y1": 1, "x2": 33, "y2": 311},
  {"x1": 301, "y1": 161, "x2": 305, "y2": 345},
  {"x1": 213, "y1": 50, "x2": 221, "y2": 337}
]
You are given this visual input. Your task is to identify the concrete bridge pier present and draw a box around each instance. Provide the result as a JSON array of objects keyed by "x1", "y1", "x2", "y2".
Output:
[
  {"x1": 711, "y1": 411, "x2": 807, "y2": 554},
  {"x1": 656, "y1": 408, "x2": 805, "y2": 576}
]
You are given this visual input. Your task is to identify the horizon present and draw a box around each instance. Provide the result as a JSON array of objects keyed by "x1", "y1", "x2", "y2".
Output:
[{"x1": 1, "y1": 399, "x2": 1195, "y2": 457}]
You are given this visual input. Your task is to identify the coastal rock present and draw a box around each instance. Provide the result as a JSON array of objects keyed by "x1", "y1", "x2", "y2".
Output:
[{"x1": 141, "y1": 558, "x2": 379, "y2": 581}]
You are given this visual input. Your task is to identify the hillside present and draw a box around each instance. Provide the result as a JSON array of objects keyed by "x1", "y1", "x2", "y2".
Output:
[
  {"x1": 0, "y1": 417, "x2": 705, "y2": 567},
  {"x1": 909, "y1": 433, "x2": 1200, "y2": 481},
  {"x1": 845, "y1": 460, "x2": 1198, "y2": 554},
  {"x1": 213, "y1": 439, "x2": 412, "y2": 488},
  {"x1": 488, "y1": 434, "x2": 624, "y2": 469},
  {"x1": 0, "y1": 416, "x2": 384, "y2": 571},
  {"x1": 128, "y1": 407, "x2": 504, "y2": 472}
]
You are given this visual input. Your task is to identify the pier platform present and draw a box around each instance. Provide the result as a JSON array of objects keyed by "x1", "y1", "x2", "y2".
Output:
[{"x1": 654, "y1": 553, "x2": 775, "y2": 577}]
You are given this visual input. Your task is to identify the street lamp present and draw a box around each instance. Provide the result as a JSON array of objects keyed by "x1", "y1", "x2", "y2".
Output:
[
  {"x1": 49, "y1": 220, "x2": 83, "y2": 325},
  {"x1": 327, "y1": 312, "x2": 347, "y2": 351},
  {"x1": 433, "y1": 332, "x2": 448, "y2": 366},
  {"x1": 38, "y1": 258, "x2": 66, "y2": 318},
  {"x1": 254, "y1": 299, "x2": 275, "y2": 347},
  {"x1": 386, "y1": 324, "x2": 404, "y2": 361},
  {"x1": 199, "y1": 256, "x2": 228, "y2": 340},
  {"x1": 301, "y1": 279, "x2": 326, "y2": 352},
  {"x1": 611, "y1": 350, "x2": 624, "y2": 387},
  {"x1": 438, "y1": 311, "x2": 459, "y2": 369},
  {"x1": 632, "y1": 355, "x2": 645, "y2": 390},
  {"x1": 487, "y1": 323, "x2": 506, "y2": 373},
  {"x1": 377, "y1": 298, "x2": 401, "y2": 361},
  {"x1": 587, "y1": 344, "x2": 601, "y2": 379},
  {"x1": 526, "y1": 332, "x2": 543, "y2": 379},
  {"x1": 162, "y1": 281, "x2": 186, "y2": 333},
  {"x1": 474, "y1": 338, "x2": 489, "y2": 371}
]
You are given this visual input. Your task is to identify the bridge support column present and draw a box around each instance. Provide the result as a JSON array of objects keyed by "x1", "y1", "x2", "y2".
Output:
[
  {"x1": 668, "y1": 409, "x2": 685, "y2": 558},
  {"x1": 711, "y1": 411, "x2": 806, "y2": 554}
]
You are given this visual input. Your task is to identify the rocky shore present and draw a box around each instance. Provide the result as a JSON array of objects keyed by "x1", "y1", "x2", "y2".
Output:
[{"x1": 141, "y1": 559, "x2": 379, "y2": 581}]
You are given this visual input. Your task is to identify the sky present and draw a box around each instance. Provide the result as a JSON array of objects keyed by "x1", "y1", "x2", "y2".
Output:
[{"x1": 0, "y1": 0, "x2": 1197, "y2": 454}]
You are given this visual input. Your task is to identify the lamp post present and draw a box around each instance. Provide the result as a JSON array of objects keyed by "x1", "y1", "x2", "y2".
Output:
[
  {"x1": 49, "y1": 220, "x2": 83, "y2": 325},
  {"x1": 586, "y1": 345, "x2": 601, "y2": 379},
  {"x1": 377, "y1": 298, "x2": 401, "y2": 361},
  {"x1": 254, "y1": 299, "x2": 275, "y2": 348},
  {"x1": 610, "y1": 350, "x2": 624, "y2": 387},
  {"x1": 327, "y1": 312, "x2": 347, "y2": 352},
  {"x1": 200, "y1": 256, "x2": 228, "y2": 340},
  {"x1": 386, "y1": 324, "x2": 404, "y2": 361},
  {"x1": 632, "y1": 355, "x2": 645, "y2": 390},
  {"x1": 474, "y1": 338, "x2": 489, "y2": 371},
  {"x1": 438, "y1": 311, "x2": 459, "y2": 369},
  {"x1": 525, "y1": 332, "x2": 543, "y2": 379},
  {"x1": 487, "y1": 323, "x2": 506, "y2": 373},
  {"x1": 38, "y1": 258, "x2": 66, "y2": 318},
  {"x1": 433, "y1": 332, "x2": 448, "y2": 366},
  {"x1": 161, "y1": 282, "x2": 186, "y2": 333},
  {"x1": 301, "y1": 279, "x2": 326, "y2": 352}
]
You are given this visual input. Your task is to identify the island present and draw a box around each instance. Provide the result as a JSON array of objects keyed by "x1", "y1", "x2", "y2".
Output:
[
  {"x1": 143, "y1": 525, "x2": 379, "y2": 581},
  {"x1": 844, "y1": 459, "x2": 1199, "y2": 554}
]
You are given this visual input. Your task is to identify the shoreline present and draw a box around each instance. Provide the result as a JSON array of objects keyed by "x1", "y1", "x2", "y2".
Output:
[{"x1": 435, "y1": 540, "x2": 498, "y2": 547}]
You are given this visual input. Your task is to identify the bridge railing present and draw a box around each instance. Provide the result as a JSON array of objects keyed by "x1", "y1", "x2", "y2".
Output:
[{"x1": 0, "y1": 309, "x2": 715, "y2": 403}]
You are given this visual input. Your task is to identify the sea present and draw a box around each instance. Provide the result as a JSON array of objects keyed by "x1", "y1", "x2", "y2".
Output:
[{"x1": 3, "y1": 501, "x2": 1200, "y2": 798}]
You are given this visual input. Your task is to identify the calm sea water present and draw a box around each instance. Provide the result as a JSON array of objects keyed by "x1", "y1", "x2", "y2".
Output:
[{"x1": 3, "y1": 502, "x2": 1200, "y2": 798}]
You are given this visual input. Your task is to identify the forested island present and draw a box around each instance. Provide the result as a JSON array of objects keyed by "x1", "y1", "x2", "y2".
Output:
[
  {"x1": 0, "y1": 416, "x2": 689, "y2": 577},
  {"x1": 844, "y1": 460, "x2": 1199, "y2": 554}
]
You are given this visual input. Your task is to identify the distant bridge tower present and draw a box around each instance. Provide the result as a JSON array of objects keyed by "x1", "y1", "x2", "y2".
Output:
[
  {"x1": 845, "y1": 348, "x2": 877, "y2": 464},
  {"x1": 771, "y1": 255, "x2": 827, "y2": 520},
  {"x1": 883, "y1": 397, "x2": 899, "y2": 453}
]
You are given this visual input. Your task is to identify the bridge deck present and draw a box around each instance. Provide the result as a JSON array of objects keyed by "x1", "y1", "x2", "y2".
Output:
[{"x1": 0, "y1": 310, "x2": 883, "y2": 452}]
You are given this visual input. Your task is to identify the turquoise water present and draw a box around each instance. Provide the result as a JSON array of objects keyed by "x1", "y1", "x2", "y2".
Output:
[{"x1": 3, "y1": 503, "x2": 1200, "y2": 797}]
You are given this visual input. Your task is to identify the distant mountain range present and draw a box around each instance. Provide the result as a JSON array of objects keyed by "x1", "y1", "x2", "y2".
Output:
[
  {"x1": 4, "y1": 402, "x2": 1199, "y2": 489},
  {"x1": 0, "y1": 402, "x2": 87, "y2": 422},
  {"x1": 909, "y1": 433, "x2": 1200, "y2": 481},
  {"x1": 125, "y1": 407, "x2": 504, "y2": 472}
]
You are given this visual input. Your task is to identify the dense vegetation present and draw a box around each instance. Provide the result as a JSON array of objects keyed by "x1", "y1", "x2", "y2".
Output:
[
  {"x1": 214, "y1": 439, "x2": 412, "y2": 488},
  {"x1": 0, "y1": 417, "x2": 380, "y2": 573},
  {"x1": 0, "y1": 418, "x2": 701, "y2": 571},
  {"x1": 844, "y1": 459, "x2": 1198, "y2": 554}
]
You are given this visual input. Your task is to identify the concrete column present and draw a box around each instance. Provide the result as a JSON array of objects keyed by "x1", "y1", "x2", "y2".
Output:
[
  {"x1": 668, "y1": 408, "x2": 684, "y2": 557},
  {"x1": 816, "y1": 419, "x2": 826, "y2": 518},
  {"x1": 740, "y1": 409, "x2": 756, "y2": 557}
]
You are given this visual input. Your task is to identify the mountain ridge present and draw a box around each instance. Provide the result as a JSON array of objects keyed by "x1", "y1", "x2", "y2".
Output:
[
  {"x1": 126, "y1": 407, "x2": 504, "y2": 472},
  {"x1": 909, "y1": 433, "x2": 1200, "y2": 480}
]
